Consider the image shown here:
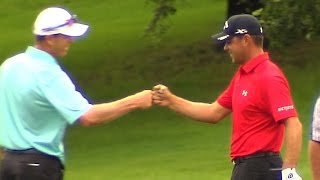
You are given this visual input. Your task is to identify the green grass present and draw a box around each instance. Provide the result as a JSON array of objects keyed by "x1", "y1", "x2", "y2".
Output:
[
  {"x1": 65, "y1": 109, "x2": 233, "y2": 180},
  {"x1": 0, "y1": 0, "x2": 319, "y2": 179}
]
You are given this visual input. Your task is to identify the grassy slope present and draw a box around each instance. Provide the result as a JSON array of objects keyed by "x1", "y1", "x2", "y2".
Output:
[{"x1": 0, "y1": 0, "x2": 319, "y2": 179}]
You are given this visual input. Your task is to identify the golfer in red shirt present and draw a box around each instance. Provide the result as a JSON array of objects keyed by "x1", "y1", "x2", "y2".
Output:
[{"x1": 152, "y1": 14, "x2": 302, "y2": 180}]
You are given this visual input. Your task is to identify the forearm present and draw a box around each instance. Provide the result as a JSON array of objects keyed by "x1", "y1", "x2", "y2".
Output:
[
  {"x1": 80, "y1": 95, "x2": 140, "y2": 126},
  {"x1": 168, "y1": 95, "x2": 226, "y2": 123},
  {"x1": 309, "y1": 140, "x2": 320, "y2": 180},
  {"x1": 283, "y1": 117, "x2": 302, "y2": 168},
  {"x1": 0, "y1": 148, "x2": 3, "y2": 159},
  {"x1": 152, "y1": 84, "x2": 230, "y2": 123}
]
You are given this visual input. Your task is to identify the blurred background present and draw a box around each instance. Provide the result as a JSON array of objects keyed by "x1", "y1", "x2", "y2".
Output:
[{"x1": 0, "y1": 0, "x2": 319, "y2": 179}]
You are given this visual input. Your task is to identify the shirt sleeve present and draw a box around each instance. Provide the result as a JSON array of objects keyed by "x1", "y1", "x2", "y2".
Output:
[
  {"x1": 36, "y1": 67, "x2": 92, "y2": 125},
  {"x1": 217, "y1": 77, "x2": 235, "y2": 110},
  {"x1": 263, "y1": 75, "x2": 297, "y2": 122}
]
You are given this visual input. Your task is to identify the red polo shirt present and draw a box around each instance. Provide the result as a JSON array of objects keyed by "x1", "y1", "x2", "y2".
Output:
[{"x1": 217, "y1": 53, "x2": 298, "y2": 159}]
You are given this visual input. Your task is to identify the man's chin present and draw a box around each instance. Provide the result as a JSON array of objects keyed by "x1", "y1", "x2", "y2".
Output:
[
  {"x1": 59, "y1": 51, "x2": 69, "y2": 57},
  {"x1": 230, "y1": 55, "x2": 238, "y2": 64},
  {"x1": 231, "y1": 58, "x2": 239, "y2": 64},
  {"x1": 231, "y1": 58, "x2": 244, "y2": 65}
]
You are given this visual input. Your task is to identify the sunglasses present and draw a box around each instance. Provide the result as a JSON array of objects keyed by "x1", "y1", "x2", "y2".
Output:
[{"x1": 42, "y1": 15, "x2": 77, "y2": 32}]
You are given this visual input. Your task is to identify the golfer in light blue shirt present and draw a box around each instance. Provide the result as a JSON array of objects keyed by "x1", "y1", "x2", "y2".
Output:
[{"x1": 0, "y1": 7, "x2": 152, "y2": 180}]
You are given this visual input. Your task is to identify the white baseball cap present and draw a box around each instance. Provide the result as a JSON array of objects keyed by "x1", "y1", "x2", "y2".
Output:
[{"x1": 33, "y1": 7, "x2": 89, "y2": 37}]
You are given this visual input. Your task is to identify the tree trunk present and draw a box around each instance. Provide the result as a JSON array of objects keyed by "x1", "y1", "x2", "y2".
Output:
[{"x1": 227, "y1": 0, "x2": 264, "y2": 18}]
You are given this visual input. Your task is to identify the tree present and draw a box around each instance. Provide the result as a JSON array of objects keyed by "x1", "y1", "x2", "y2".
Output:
[
  {"x1": 227, "y1": 0, "x2": 263, "y2": 18},
  {"x1": 145, "y1": 0, "x2": 320, "y2": 48},
  {"x1": 145, "y1": 0, "x2": 177, "y2": 43},
  {"x1": 145, "y1": 0, "x2": 263, "y2": 41},
  {"x1": 261, "y1": 0, "x2": 320, "y2": 48}
]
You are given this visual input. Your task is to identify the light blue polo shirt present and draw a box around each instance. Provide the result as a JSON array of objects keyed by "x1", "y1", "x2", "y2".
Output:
[{"x1": 0, "y1": 46, "x2": 92, "y2": 163}]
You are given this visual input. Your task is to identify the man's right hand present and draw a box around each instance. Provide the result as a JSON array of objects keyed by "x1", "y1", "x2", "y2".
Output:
[
  {"x1": 152, "y1": 84, "x2": 173, "y2": 107},
  {"x1": 151, "y1": 84, "x2": 230, "y2": 123},
  {"x1": 133, "y1": 90, "x2": 153, "y2": 109}
]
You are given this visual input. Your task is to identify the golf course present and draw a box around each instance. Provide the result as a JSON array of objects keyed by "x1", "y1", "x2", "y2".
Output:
[{"x1": 0, "y1": 0, "x2": 319, "y2": 179}]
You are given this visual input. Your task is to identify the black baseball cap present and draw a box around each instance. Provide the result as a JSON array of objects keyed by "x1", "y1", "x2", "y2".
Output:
[{"x1": 212, "y1": 14, "x2": 263, "y2": 43}]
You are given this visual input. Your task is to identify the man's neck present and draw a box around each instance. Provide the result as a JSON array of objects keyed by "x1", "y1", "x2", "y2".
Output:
[
  {"x1": 243, "y1": 47, "x2": 264, "y2": 65},
  {"x1": 34, "y1": 43, "x2": 55, "y2": 57}
]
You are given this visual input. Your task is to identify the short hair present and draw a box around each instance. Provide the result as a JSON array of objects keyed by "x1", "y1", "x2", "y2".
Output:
[{"x1": 251, "y1": 35, "x2": 264, "y2": 47}]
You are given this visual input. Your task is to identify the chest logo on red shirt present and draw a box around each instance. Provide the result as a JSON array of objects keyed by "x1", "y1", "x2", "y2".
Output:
[{"x1": 241, "y1": 90, "x2": 248, "y2": 97}]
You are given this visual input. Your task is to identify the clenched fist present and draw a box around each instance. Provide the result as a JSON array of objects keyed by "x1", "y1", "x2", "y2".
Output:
[
  {"x1": 133, "y1": 90, "x2": 153, "y2": 109},
  {"x1": 152, "y1": 84, "x2": 173, "y2": 107}
]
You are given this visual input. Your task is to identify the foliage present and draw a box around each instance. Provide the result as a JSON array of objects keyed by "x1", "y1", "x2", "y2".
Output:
[
  {"x1": 260, "y1": 0, "x2": 320, "y2": 48},
  {"x1": 145, "y1": 0, "x2": 177, "y2": 44}
]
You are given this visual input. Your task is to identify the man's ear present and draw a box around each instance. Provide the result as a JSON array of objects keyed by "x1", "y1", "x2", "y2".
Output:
[{"x1": 242, "y1": 34, "x2": 251, "y2": 46}]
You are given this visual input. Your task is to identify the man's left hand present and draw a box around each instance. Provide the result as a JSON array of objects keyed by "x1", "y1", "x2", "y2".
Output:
[{"x1": 282, "y1": 168, "x2": 302, "y2": 180}]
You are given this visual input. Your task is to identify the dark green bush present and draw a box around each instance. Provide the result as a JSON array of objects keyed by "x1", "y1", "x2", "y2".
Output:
[{"x1": 261, "y1": 0, "x2": 320, "y2": 48}]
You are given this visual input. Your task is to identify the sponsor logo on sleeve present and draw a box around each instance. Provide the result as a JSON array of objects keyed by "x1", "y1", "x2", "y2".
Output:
[{"x1": 277, "y1": 105, "x2": 294, "y2": 112}]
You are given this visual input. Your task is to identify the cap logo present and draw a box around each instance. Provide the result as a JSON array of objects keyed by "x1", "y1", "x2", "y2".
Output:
[
  {"x1": 235, "y1": 29, "x2": 248, "y2": 34},
  {"x1": 41, "y1": 15, "x2": 77, "y2": 32},
  {"x1": 217, "y1": 35, "x2": 230, "y2": 41},
  {"x1": 66, "y1": 16, "x2": 77, "y2": 27},
  {"x1": 223, "y1": 21, "x2": 229, "y2": 30},
  {"x1": 260, "y1": 27, "x2": 263, "y2": 33}
]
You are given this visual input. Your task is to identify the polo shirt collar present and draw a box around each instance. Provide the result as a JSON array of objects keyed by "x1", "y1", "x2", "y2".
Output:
[
  {"x1": 241, "y1": 52, "x2": 269, "y2": 73},
  {"x1": 25, "y1": 46, "x2": 58, "y2": 65}
]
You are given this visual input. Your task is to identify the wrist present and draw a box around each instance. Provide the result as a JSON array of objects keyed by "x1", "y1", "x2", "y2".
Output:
[
  {"x1": 167, "y1": 93, "x2": 177, "y2": 109},
  {"x1": 282, "y1": 162, "x2": 297, "y2": 169}
]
